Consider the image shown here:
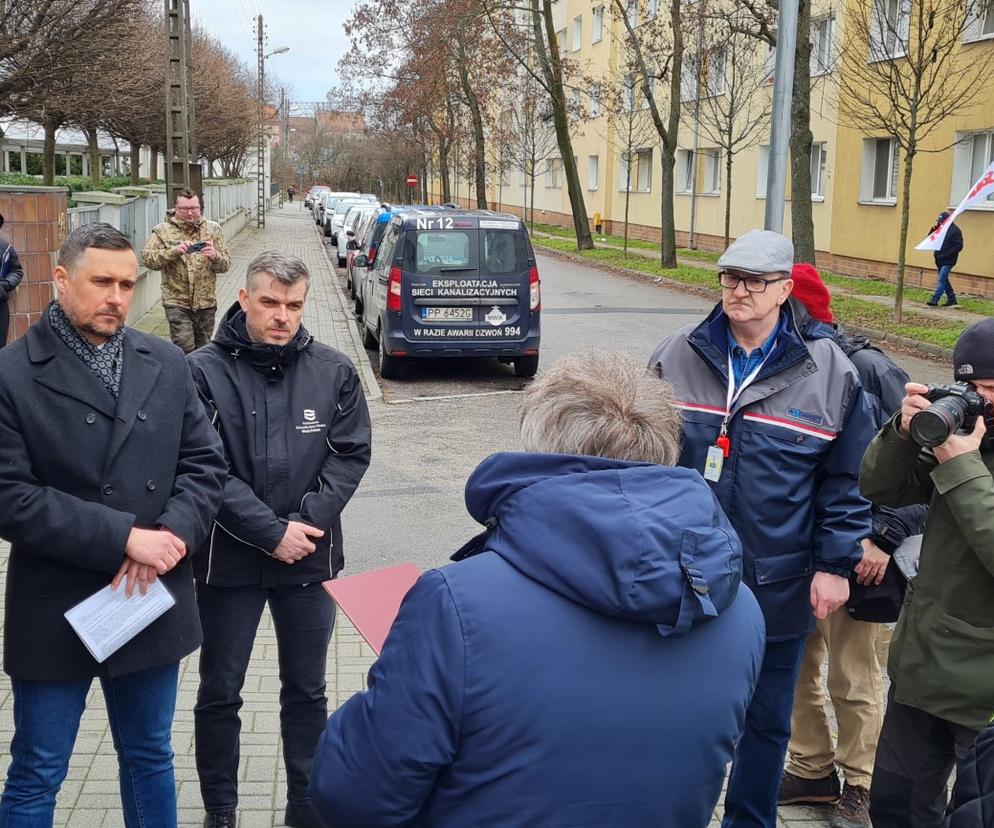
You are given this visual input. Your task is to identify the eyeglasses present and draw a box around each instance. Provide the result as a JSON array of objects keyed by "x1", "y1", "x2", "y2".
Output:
[
  {"x1": 175, "y1": 205, "x2": 201, "y2": 213},
  {"x1": 718, "y1": 271, "x2": 789, "y2": 293}
]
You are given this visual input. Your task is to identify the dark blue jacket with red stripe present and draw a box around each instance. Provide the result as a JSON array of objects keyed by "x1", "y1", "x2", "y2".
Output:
[{"x1": 650, "y1": 300, "x2": 874, "y2": 640}]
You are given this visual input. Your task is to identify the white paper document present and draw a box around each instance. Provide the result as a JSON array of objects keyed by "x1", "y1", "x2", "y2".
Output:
[{"x1": 64, "y1": 580, "x2": 176, "y2": 663}]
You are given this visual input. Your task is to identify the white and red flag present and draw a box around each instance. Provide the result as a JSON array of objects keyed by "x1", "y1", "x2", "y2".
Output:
[{"x1": 916, "y1": 159, "x2": 994, "y2": 251}]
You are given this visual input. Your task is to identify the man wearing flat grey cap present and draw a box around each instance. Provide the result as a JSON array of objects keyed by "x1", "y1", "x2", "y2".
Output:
[{"x1": 649, "y1": 230, "x2": 875, "y2": 828}]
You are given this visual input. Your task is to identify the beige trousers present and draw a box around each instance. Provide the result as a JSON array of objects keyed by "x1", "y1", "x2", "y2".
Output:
[{"x1": 785, "y1": 610, "x2": 884, "y2": 789}]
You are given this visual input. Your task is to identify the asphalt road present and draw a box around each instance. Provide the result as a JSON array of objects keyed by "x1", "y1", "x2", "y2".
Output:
[{"x1": 324, "y1": 236, "x2": 949, "y2": 576}]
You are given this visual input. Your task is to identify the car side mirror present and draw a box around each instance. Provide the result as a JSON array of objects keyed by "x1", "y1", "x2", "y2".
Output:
[
  {"x1": 346, "y1": 229, "x2": 355, "y2": 237},
  {"x1": 347, "y1": 239, "x2": 358, "y2": 250},
  {"x1": 354, "y1": 254, "x2": 368, "y2": 268}
]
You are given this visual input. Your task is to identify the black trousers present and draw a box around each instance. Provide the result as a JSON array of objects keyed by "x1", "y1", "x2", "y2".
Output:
[
  {"x1": 869, "y1": 685, "x2": 979, "y2": 828},
  {"x1": 0, "y1": 301, "x2": 9, "y2": 348},
  {"x1": 194, "y1": 581, "x2": 336, "y2": 810}
]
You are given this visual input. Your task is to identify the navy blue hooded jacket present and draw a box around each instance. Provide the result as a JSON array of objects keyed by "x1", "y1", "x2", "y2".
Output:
[{"x1": 310, "y1": 452, "x2": 765, "y2": 828}]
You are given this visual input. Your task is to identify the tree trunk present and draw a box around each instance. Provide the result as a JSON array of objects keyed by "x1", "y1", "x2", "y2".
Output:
[
  {"x1": 437, "y1": 137, "x2": 451, "y2": 202},
  {"x1": 86, "y1": 127, "x2": 102, "y2": 187},
  {"x1": 724, "y1": 146, "x2": 734, "y2": 249},
  {"x1": 129, "y1": 141, "x2": 141, "y2": 184},
  {"x1": 659, "y1": 141, "x2": 677, "y2": 268},
  {"x1": 894, "y1": 146, "x2": 916, "y2": 323},
  {"x1": 623, "y1": 178, "x2": 631, "y2": 258},
  {"x1": 456, "y1": 34, "x2": 489, "y2": 210},
  {"x1": 530, "y1": 170, "x2": 536, "y2": 231},
  {"x1": 536, "y1": 0, "x2": 593, "y2": 249},
  {"x1": 149, "y1": 147, "x2": 159, "y2": 181},
  {"x1": 789, "y1": 0, "x2": 816, "y2": 263},
  {"x1": 42, "y1": 119, "x2": 58, "y2": 186}
]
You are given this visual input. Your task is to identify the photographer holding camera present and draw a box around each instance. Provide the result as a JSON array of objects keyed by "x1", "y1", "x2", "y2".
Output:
[
  {"x1": 142, "y1": 188, "x2": 230, "y2": 353},
  {"x1": 859, "y1": 317, "x2": 994, "y2": 828}
]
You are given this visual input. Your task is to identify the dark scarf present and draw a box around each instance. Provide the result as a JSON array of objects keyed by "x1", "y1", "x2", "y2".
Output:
[{"x1": 48, "y1": 302, "x2": 125, "y2": 399}]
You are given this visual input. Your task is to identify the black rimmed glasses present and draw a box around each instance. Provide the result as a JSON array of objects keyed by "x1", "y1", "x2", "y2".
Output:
[{"x1": 718, "y1": 271, "x2": 789, "y2": 293}]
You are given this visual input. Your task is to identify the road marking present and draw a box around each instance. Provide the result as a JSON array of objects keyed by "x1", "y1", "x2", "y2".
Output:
[{"x1": 387, "y1": 390, "x2": 523, "y2": 404}]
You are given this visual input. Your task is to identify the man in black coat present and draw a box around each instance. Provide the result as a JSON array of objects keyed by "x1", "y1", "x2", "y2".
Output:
[
  {"x1": 927, "y1": 211, "x2": 964, "y2": 308},
  {"x1": 187, "y1": 251, "x2": 371, "y2": 828},
  {"x1": 0, "y1": 223, "x2": 227, "y2": 826}
]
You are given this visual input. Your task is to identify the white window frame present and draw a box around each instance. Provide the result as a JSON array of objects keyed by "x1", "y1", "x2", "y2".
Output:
[
  {"x1": 545, "y1": 157, "x2": 563, "y2": 189},
  {"x1": 859, "y1": 137, "x2": 899, "y2": 203},
  {"x1": 811, "y1": 142, "x2": 828, "y2": 199},
  {"x1": 618, "y1": 153, "x2": 634, "y2": 192},
  {"x1": 756, "y1": 145, "x2": 770, "y2": 199},
  {"x1": 621, "y1": 75, "x2": 636, "y2": 113},
  {"x1": 963, "y1": 0, "x2": 994, "y2": 42},
  {"x1": 572, "y1": 15, "x2": 582, "y2": 52},
  {"x1": 811, "y1": 15, "x2": 835, "y2": 75},
  {"x1": 592, "y1": 5, "x2": 604, "y2": 43},
  {"x1": 681, "y1": 54, "x2": 698, "y2": 102},
  {"x1": 676, "y1": 149, "x2": 695, "y2": 194},
  {"x1": 869, "y1": 0, "x2": 910, "y2": 62},
  {"x1": 588, "y1": 155, "x2": 599, "y2": 191},
  {"x1": 702, "y1": 148, "x2": 721, "y2": 194},
  {"x1": 556, "y1": 28, "x2": 567, "y2": 56},
  {"x1": 626, "y1": 0, "x2": 638, "y2": 28},
  {"x1": 950, "y1": 129, "x2": 994, "y2": 206},
  {"x1": 636, "y1": 148, "x2": 653, "y2": 192},
  {"x1": 647, "y1": 0, "x2": 658, "y2": 18},
  {"x1": 590, "y1": 82, "x2": 602, "y2": 117},
  {"x1": 706, "y1": 49, "x2": 726, "y2": 97}
]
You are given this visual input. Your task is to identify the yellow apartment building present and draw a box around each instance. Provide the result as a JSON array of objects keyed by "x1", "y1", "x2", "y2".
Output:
[{"x1": 430, "y1": 0, "x2": 994, "y2": 294}]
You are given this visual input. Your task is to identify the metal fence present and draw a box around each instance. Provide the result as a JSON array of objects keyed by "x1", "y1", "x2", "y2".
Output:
[{"x1": 66, "y1": 204, "x2": 102, "y2": 232}]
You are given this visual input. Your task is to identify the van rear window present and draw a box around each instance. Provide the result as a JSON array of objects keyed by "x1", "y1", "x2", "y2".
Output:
[
  {"x1": 483, "y1": 230, "x2": 529, "y2": 274},
  {"x1": 408, "y1": 231, "x2": 474, "y2": 273}
]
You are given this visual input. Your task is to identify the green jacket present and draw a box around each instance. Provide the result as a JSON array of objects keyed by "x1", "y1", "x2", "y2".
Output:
[
  {"x1": 142, "y1": 214, "x2": 231, "y2": 311},
  {"x1": 860, "y1": 415, "x2": 994, "y2": 731}
]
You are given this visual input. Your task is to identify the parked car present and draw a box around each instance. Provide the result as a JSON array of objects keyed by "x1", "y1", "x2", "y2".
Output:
[
  {"x1": 326, "y1": 196, "x2": 376, "y2": 241},
  {"x1": 304, "y1": 186, "x2": 325, "y2": 208},
  {"x1": 309, "y1": 187, "x2": 332, "y2": 223},
  {"x1": 346, "y1": 210, "x2": 381, "y2": 298},
  {"x1": 337, "y1": 205, "x2": 376, "y2": 267},
  {"x1": 356, "y1": 208, "x2": 541, "y2": 379},
  {"x1": 317, "y1": 191, "x2": 357, "y2": 228}
]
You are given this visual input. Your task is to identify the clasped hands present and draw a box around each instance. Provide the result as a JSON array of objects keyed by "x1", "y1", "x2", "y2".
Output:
[{"x1": 113, "y1": 527, "x2": 188, "y2": 596}]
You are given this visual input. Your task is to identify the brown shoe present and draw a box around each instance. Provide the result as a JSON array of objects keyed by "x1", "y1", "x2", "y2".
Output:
[
  {"x1": 830, "y1": 782, "x2": 870, "y2": 828},
  {"x1": 777, "y1": 770, "x2": 840, "y2": 805}
]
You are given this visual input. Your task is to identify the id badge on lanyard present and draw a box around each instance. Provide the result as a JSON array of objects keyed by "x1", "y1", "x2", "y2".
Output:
[{"x1": 703, "y1": 346, "x2": 775, "y2": 483}]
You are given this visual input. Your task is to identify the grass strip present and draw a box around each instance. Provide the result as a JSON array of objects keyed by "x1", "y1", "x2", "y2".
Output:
[{"x1": 532, "y1": 237, "x2": 967, "y2": 350}]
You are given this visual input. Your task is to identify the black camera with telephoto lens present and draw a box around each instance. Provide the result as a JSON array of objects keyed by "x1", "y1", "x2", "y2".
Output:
[{"x1": 908, "y1": 381, "x2": 994, "y2": 448}]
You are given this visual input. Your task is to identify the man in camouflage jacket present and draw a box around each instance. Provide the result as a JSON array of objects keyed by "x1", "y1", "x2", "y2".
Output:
[{"x1": 142, "y1": 188, "x2": 230, "y2": 353}]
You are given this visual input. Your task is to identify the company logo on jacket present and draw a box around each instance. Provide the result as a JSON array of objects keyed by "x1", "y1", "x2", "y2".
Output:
[{"x1": 296, "y1": 408, "x2": 325, "y2": 434}]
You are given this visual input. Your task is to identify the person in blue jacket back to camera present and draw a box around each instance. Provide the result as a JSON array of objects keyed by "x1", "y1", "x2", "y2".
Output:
[{"x1": 310, "y1": 351, "x2": 766, "y2": 828}]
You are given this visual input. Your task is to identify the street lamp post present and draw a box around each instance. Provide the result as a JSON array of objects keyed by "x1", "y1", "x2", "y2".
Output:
[
  {"x1": 256, "y1": 14, "x2": 288, "y2": 228},
  {"x1": 764, "y1": 0, "x2": 799, "y2": 234}
]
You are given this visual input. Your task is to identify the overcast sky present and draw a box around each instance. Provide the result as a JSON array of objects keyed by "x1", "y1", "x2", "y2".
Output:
[{"x1": 192, "y1": 0, "x2": 355, "y2": 105}]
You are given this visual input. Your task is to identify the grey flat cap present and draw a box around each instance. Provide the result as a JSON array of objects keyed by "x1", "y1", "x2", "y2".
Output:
[{"x1": 717, "y1": 229, "x2": 794, "y2": 275}]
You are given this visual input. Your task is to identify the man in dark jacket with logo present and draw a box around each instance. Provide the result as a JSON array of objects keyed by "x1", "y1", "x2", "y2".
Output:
[
  {"x1": 780, "y1": 265, "x2": 925, "y2": 828},
  {"x1": 861, "y1": 318, "x2": 994, "y2": 827},
  {"x1": 0, "y1": 223, "x2": 226, "y2": 825},
  {"x1": 0, "y1": 211, "x2": 24, "y2": 347},
  {"x1": 649, "y1": 230, "x2": 874, "y2": 828},
  {"x1": 927, "y1": 211, "x2": 964, "y2": 307},
  {"x1": 310, "y1": 351, "x2": 765, "y2": 828},
  {"x1": 188, "y1": 251, "x2": 371, "y2": 828}
]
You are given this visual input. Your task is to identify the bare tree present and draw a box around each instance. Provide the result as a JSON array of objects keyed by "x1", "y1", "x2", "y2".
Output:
[
  {"x1": 838, "y1": 0, "x2": 994, "y2": 320},
  {"x1": 681, "y1": 9, "x2": 771, "y2": 247},
  {"x1": 611, "y1": 0, "x2": 685, "y2": 268}
]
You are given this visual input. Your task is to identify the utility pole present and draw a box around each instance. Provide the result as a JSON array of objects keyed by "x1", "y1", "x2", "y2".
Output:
[
  {"x1": 256, "y1": 14, "x2": 266, "y2": 228},
  {"x1": 688, "y1": 0, "x2": 706, "y2": 250},
  {"x1": 164, "y1": 0, "x2": 199, "y2": 208},
  {"x1": 764, "y1": 0, "x2": 799, "y2": 233}
]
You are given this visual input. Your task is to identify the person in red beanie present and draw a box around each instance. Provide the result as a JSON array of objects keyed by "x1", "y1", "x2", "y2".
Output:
[{"x1": 779, "y1": 263, "x2": 925, "y2": 828}]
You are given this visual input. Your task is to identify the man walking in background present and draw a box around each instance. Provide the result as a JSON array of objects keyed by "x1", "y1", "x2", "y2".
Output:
[
  {"x1": 926, "y1": 211, "x2": 963, "y2": 308},
  {"x1": 143, "y1": 188, "x2": 230, "y2": 352}
]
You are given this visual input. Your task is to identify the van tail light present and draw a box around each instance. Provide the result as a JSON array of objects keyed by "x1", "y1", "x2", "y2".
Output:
[
  {"x1": 368, "y1": 246, "x2": 377, "y2": 265},
  {"x1": 387, "y1": 266, "x2": 403, "y2": 312},
  {"x1": 529, "y1": 266, "x2": 541, "y2": 312}
]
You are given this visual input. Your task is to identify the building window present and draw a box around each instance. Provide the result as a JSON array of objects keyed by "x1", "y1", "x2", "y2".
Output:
[
  {"x1": 706, "y1": 49, "x2": 726, "y2": 97},
  {"x1": 626, "y1": 0, "x2": 638, "y2": 28},
  {"x1": 592, "y1": 5, "x2": 604, "y2": 42},
  {"x1": 811, "y1": 142, "x2": 827, "y2": 198},
  {"x1": 677, "y1": 149, "x2": 695, "y2": 194},
  {"x1": 951, "y1": 130, "x2": 994, "y2": 204},
  {"x1": 681, "y1": 55, "x2": 698, "y2": 102},
  {"x1": 518, "y1": 168, "x2": 527, "y2": 187},
  {"x1": 860, "y1": 137, "x2": 899, "y2": 202},
  {"x1": 621, "y1": 75, "x2": 636, "y2": 112},
  {"x1": 619, "y1": 153, "x2": 633, "y2": 192},
  {"x1": 590, "y1": 82, "x2": 602, "y2": 117},
  {"x1": 964, "y1": 2, "x2": 994, "y2": 41},
  {"x1": 588, "y1": 155, "x2": 599, "y2": 190},
  {"x1": 572, "y1": 15, "x2": 582, "y2": 51},
  {"x1": 647, "y1": 0, "x2": 658, "y2": 18},
  {"x1": 811, "y1": 16, "x2": 835, "y2": 75},
  {"x1": 756, "y1": 145, "x2": 770, "y2": 198},
  {"x1": 702, "y1": 149, "x2": 721, "y2": 194},
  {"x1": 636, "y1": 148, "x2": 653, "y2": 192},
  {"x1": 556, "y1": 28, "x2": 567, "y2": 56},
  {"x1": 545, "y1": 157, "x2": 563, "y2": 189},
  {"x1": 570, "y1": 88, "x2": 581, "y2": 112},
  {"x1": 869, "y1": 0, "x2": 910, "y2": 61}
]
